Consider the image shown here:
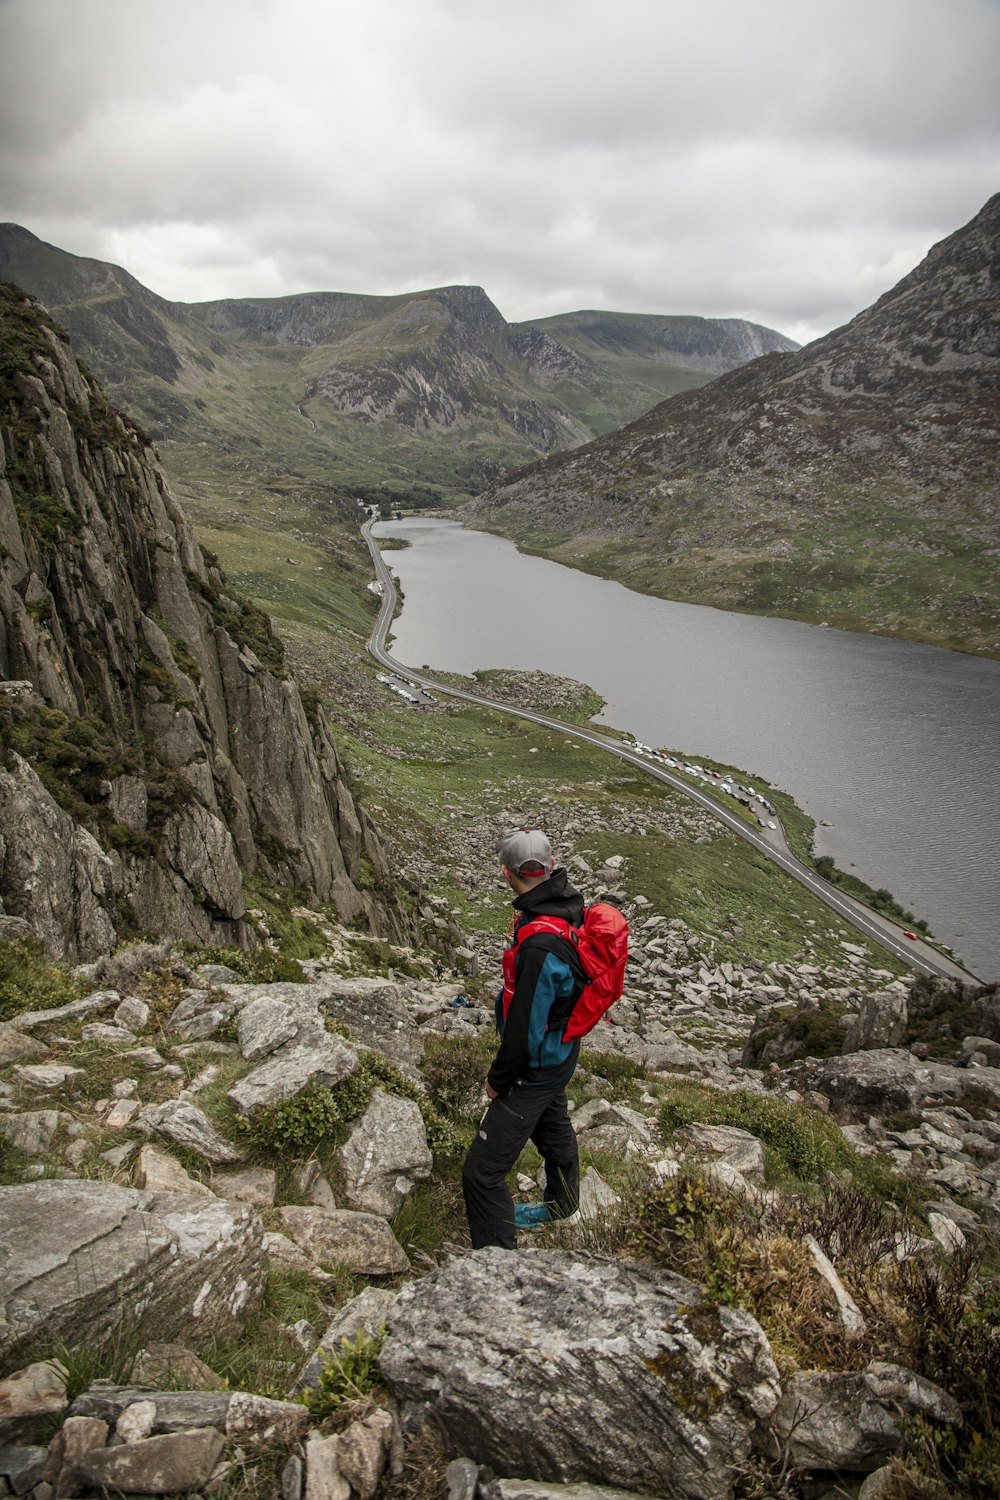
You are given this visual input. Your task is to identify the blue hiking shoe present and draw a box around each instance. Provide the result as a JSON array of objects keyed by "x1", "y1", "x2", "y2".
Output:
[{"x1": 514, "y1": 1202, "x2": 553, "y2": 1229}]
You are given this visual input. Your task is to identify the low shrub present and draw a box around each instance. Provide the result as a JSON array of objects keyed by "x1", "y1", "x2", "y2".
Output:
[
  {"x1": 421, "y1": 1033, "x2": 495, "y2": 1121},
  {"x1": 297, "y1": 1328, "x2": 386, "y2": 1423},
  {"x1": 240, "y1": 1049, "x2": 470, "y2": 1160}
]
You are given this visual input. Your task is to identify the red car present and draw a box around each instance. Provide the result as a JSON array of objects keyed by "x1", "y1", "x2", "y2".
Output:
[{"x1": 903, "y1": 930, "x2": 917, "y2": 940}]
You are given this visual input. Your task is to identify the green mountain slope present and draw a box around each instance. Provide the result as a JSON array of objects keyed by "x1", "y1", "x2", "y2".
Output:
[
  {"x1": 520, "y1": 309, "x2": 798, "y2": 433},
  {"x1": 0, "y1": 222, "x2": 800, "y2": 639},
  {"x1": 465, "y1": 195, "x2": 1000, "y2": 657}
]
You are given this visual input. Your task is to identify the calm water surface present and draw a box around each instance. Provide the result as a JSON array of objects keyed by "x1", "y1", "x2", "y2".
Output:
[{"x1": 373, "y1": 518, "x2": 1000, "y2": 980}]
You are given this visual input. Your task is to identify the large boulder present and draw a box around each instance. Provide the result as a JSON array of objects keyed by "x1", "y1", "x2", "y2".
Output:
[
  {"x1": 379, "y1": 1248, "x2": 781, "y2": 1499},
  {"x1": 227, "y1": 1032, "x2": 358, "y2": 1116},
  {"x1": 339, "y1": 1088, "x2": 433, "y2": 1216},
  {"x1": 0, "y1": 1181, "x2": 266, "y2": 1367},
  {"x1": 275, "y1": 1206, "x2": 409, "y2": 1276}
]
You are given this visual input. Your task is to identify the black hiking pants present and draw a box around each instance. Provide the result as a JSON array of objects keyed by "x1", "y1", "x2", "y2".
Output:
[{"x1": 462, "y1": 1078, "x2": 580, "y2": 1249}]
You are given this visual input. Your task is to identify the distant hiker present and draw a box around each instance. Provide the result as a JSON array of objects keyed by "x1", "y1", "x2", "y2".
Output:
[
  {"x1": 462, "y1": 827, "x2": 585, "y2": 1248},
  {"x1": 434, "y1": 960, "x2": 445, "y2": 978}
]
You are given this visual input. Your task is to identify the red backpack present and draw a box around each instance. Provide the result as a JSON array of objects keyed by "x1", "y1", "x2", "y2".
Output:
[{"x1": 501, "y1": 904, "x2": 629, "y2": 1039}]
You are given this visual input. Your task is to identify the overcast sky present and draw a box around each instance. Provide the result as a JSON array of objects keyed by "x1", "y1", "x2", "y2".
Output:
[{"x1": 0, "y1": 0, "x2": 997, "y2": 345}]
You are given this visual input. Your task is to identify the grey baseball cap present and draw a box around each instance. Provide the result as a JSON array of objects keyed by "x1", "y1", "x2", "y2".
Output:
[{"x1": 498, "y1": 827, "x2": 554, "y2": 878}]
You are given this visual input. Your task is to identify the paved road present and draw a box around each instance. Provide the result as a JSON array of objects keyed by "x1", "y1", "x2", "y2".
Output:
[{"x1": 362, "y1": 521, "x2": 980, "y2": 984}]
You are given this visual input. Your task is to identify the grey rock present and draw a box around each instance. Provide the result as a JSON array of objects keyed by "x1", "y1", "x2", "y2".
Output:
[
  {"x1": 13, "y1": 991, "x2": 120, "y2": 1030},
  {"x1": 68, "y1": 1389, "x2": 231, "y2": 1433},
  {"x1": 769, "y1": 1361, "x2": 963, "y2": 1472},
  {"x1": 445, "y1": 1458, "x2": 480, "y2": 1500},
  {"x1": 116, "y1": 1400, "x2": 157, "y2": 1443},
  {"x1": 263, "y1": 1231, "x2": 336, "y2": 1284},
  {"x1": 0, "y1": 1446, "x2": 46, "y2": 1496},
  {"x1": 237, "y1": 996, "x2": 297, "y2": 1060},
  {"x1": 75, "y1": 1428, "x2": 225, "y2": 1494},
  {"x1": 227, "y1": 1033, "x2": 357, "y2": 1117},
  {"x1": 134, "y1": 1144, "x2": 214, "y2": 1197},
  {"x1": 294, "y1": 1287, "x2": 399, "y2": 1393},
  {"x1": 0, "y1": 756, "x2": 116, "y2": 962},
  {"x1": 305, "y1": 1431, "x2": 349, "y2": 1500},
  {"x1": 0, "y1": 1363, "x2": 67, "y2": 1447},
  {"x1": 166, "y1": 990, "x2": 238, "y2": 1042},
  {"x1": 78, "y1": 1022, "x2": 135, "y2": 1047},
  {"x1": 805, "y1": 1049, "x2": 1000, "y2": 1119},
  {"x1": 42, "y1": 1415, "x2": 109, "y2": 1495},
  {"x1": 291, "y1": 1158, "x2": 337, "y2": 1209},
  {"x1": 136, "y1": 1099, "x2": 243, "y2": 1164},
  {"x1": 380, "y1": 1248, "x2": 780, "y2": 1496},
  {"x1": 0, "y1": 1028, "x2": 48, "y2": 1069},
  {"x1": 339, "y1": 1088, "x2": 432, "y2": 1216},
  {"x1": 225, "y1": 1392, "x2": 309, "y2": 1447},
  {"x1": 282, "y1": 1453, "x2": 304, "y2": 1500},
  {"x1": 113, "y1": 996, "x2": 150, "y2": 1032},
  {"x1": 577, "y1": 1167, "x2": 620, "y2": 1222},
  {"x1": 160, "y1": 803, "x2": 246, "y2": 919},
  {"x1": 336, "y1": 1408, "x2": 394, "y2": 1500},
  {"x1": 10, "y1": 1064, "x2": 82, "y2": 1091},
  {"x1": 275, "y1": 1206, "x2": 410, "y2": 1275},
  {"x1": 213, "y1": 1167, "x2": 277, "y2": 1207},
  {"x1": 672, "y1": 1124, "x2": 767, "y2": 1182},
  {"x1": 317, "y1": 976, "x2": 422, "y2": 1074},
  {"x1": 0, "y1": 1112, "x2": 60, "y2": 1159},
  {"x1": 858, "y1": 1468, "x2": 900, "y2": 1500},
  {"x1": 108, "y1": 775, "x2": 147, "y2": 834},
  {"x1": 0, "y1": 1181, "x2": 266, "y2": 1367},
  {"x1": 842, "y1": 987, "x2": 909, "y2": 1052}
]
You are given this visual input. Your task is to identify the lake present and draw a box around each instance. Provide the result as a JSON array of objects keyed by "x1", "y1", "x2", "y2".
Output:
[{"x1": 372, "y1": 517, "x2": 1000, "y2": 981}]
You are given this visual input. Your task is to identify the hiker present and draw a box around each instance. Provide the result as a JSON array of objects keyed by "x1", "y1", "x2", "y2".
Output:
[{"x1": 462, "y1": 827, "x2": 584, "y2": 1248}]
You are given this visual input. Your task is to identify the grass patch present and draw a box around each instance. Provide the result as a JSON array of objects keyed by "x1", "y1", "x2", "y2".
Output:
[
  {"x1": 204, "y1": 1267, "x2": 330, "y2": 1398},
  {"x1": 0, "y1": 937, "x2": 86, "y2": 1021},
  {"x1": 657, "y1": 1079, "x2": 921, "y2": 1206}
]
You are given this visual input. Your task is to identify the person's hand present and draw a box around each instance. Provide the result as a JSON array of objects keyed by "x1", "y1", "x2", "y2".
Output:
[{"x1": 485, "y1": 1080, "x2": 498, "y2": 1100}]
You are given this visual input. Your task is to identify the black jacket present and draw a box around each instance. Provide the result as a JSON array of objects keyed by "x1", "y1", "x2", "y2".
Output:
[{"x1": 487, "y1": 867, "x2": 586, "y2": 1096}]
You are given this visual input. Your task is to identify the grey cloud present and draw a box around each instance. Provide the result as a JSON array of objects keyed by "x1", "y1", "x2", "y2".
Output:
[{"x1": 0, "y1": 0, "x2": 997, "y2": 343}]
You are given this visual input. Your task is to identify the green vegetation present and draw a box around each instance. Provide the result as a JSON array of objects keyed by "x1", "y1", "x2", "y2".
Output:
[
  {"x1": 205, "y1": 1267, "x2": 329, "y2": 1398},
  {"x1": 0, "y1": 700, "x2": 196, "y2": 857},
  {"x1": 232, "y1": 1047, "x2": 471, "y2": 1162},
  {"x1": 657, "y1": 1079, "x2": 920, "y2": 1206},
  {"x1": 297, "y1": 1328, "x2": 386, "y2": 1423},
  {"x1": 0, "y1": 936, "x2": 87, "y2": 1021}
]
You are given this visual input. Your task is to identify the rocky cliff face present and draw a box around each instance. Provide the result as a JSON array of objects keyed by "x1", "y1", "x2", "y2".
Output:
[
  {"x1": 466, "y1": 195, "x2": 1000, "y2": 653},
  {"x1": 0, "y1": 285, "x2": 407, "y2": 959}
]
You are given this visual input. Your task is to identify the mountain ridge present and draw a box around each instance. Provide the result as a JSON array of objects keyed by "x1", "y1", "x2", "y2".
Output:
[
  {"x1": 0, "y1": 221, "x2": 797, "y2": 490},
  {"x1": 464, "y1": 193, "x2": 1000, "y2": 656}
]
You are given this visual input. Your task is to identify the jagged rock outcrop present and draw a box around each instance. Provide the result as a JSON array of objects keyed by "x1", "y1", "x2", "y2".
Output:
[{"x1": 0, "y1": 285, "x2": 411, "y2": 957}]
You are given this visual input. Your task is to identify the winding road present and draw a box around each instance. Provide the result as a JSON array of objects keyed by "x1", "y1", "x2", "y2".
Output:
[{"x1": 362, "y1": 521, "x2": 980, "y2": 984}]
